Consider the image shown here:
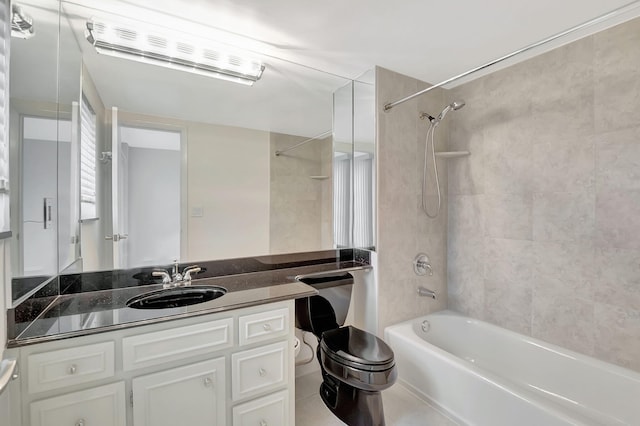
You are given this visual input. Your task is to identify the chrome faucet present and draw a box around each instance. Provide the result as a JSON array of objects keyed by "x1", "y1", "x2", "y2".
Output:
[
  {"x1": 153, "y1": 262, "x2": 202, "y2": 288},
  {"x1": 152, "y1": 270, "x2": 172, "y2": 285},
  {"x1": 182, "y1": 265, "x2": 202, "y2": 282},
  {"x1": 417, "y1": 286, "x2": 437, "y2": 299},
  {"x1": 171, "y1": 260, "x2": 182, "y2": 282}
]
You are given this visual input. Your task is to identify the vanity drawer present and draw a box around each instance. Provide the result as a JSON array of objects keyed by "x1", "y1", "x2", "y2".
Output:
[
  {"x1": 30, "y1": 381, "x2": 126, "y2": 426},
  {"x1": 123, "y1": 317, "x2": 233, "y2": 371},
  {"x1": 232, "y1": 341, "x2": 288, "y2": 401},
  {"x1": 232, "y1": 390, "x2": 289, "y2": 426},
  {"x1": 238, "y1": 307, "x2": 289, "y2": 346},
  {"x1": 27, "y1": 341, "x2": 115, "y2": 394}
]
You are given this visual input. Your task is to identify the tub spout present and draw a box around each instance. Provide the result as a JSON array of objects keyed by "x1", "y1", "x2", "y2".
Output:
[{"x1": 417, "y1": 286, "x2": 436, "y2": 299}]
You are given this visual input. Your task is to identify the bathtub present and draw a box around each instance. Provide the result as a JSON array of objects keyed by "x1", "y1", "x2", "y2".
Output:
[{"x1": 384, "y1": 310, "x2": 640, "y2": 426}]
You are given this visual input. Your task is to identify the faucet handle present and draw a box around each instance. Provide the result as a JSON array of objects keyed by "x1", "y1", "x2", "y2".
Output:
[
  {"x1": 413, "y1": 253, "x2": 433, "y2": 276},
  {"x1": 152, "y1": 270, "x2": 172, "y2": 284},
  {"x1": 182, "y1": 266, "x2": 201, "y2": 282}
]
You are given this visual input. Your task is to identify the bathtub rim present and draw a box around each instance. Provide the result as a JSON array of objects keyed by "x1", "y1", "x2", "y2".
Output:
[
  {"x1": 389, "y1": 309, "x2": 640, "y2": 383},
  {"x1": 384, "y1": 309, "x2": 640, "y2": 426}
]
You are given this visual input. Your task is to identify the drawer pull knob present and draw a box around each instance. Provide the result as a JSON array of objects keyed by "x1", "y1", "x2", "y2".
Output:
[
  {"x1": 263, "y1": 323, "x2": 272, "y2": 331},
  {"x1": 68, "y1": 364, "x2": 77, "y2": 375},
  {"x1": 76, "y1": 419, "x2": 85, "y2": 426},
  {"x1": 258, "y1": 368, "x2": 267, "y2": 377},
  {"x1": 260, "y1": 420, "x2": 267, "y2": 426},
  {"x1": 204, "y1": 377, "x2": 213, "y2": 387}
]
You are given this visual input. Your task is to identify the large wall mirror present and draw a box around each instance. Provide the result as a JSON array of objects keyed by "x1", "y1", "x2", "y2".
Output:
[{"x1": 10, "y1": 0, "x2": 375, "y2": 303}]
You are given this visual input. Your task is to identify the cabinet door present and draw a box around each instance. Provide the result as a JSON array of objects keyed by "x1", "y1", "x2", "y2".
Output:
[
  {"x1": 132, "y1": 357, "x2": 226, "y2": 426},
  {"x1": 30, "y1": 382, "x2": 126, "y2": 426}
]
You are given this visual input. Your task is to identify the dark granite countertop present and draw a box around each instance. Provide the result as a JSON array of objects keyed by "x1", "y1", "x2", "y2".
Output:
[{"x1": 8, "y1": 260, "x2": 371, "y2": 347}]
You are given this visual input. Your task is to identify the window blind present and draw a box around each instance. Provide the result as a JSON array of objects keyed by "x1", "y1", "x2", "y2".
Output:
[
  {"x1": 80, "y1": 95, "x2": 97, "y2": 219},
  {"x1": 0, "y1": 1, "x2": 9, "y2": 232},
  {"x1": 333, "y1": 156, "x2": 351, "y2": 247},
  {"x1": 353, "y1": 155, "x2": 373, "y2": 248}
]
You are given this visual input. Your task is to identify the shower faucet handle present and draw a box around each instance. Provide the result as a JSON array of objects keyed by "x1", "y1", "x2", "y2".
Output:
[{"x1": 413, "y1": 253, "x2": 433, "y2": 276}]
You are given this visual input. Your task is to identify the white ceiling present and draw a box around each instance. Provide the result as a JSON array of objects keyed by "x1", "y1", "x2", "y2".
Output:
[
  {"x1": 12, "y1": 0, "x2": 640, "y2": 138},
  {"x1": 76, "y1": 0, "x2": 640, "y2": 83}
]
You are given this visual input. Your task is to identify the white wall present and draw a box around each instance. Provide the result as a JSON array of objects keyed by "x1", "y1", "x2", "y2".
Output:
[{"x1": 187, "y1": 122, "x2": 270, "y2": 261}]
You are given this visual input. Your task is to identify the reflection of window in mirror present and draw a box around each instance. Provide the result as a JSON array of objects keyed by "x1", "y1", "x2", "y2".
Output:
[
  {"x1": 80, "y1": 95, "x2": 97, "y2": 220},
  {"x1": 353, "y1": 152, "x2": 374, "y2": 248},
  {"x1": 333, "y1": 152, "x2": 351, "y2": 248},
  {"x1": 333, "y1": 152, "x2": 374, "y2": 249}
]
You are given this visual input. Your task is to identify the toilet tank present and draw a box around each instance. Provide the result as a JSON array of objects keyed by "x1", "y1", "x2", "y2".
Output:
[{"x1": 296, "y1": 272, "x2": 354, "y2": 326}]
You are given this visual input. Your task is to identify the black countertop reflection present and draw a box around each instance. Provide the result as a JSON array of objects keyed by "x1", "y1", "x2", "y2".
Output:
[{"x1": 8, "y1": 257, "x2": 371, "y2": 347}]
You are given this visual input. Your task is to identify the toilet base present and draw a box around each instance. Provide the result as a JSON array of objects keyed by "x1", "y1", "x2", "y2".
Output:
[{"x1": 319, "y1": 370, "x2": 386, "y2": 426}]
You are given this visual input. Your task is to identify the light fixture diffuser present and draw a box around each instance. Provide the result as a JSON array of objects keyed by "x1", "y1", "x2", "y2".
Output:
[
  {"x1": 85, "y1": 18, "x2": 265, "y2": 86},
  {"x1": 11, "y1": 4, "x2": 35, "y2": 39}
]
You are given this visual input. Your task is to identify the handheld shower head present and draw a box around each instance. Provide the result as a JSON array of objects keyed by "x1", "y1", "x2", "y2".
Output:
[
  {"x1": 434, "y1": 100, "x2": 466, "y2": 124},
  {"x1": 450, "y1": 100, "x2": 466, "y2": 111}
]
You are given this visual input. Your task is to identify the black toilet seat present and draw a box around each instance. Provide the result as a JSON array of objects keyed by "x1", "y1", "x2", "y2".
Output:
[{"x1": 321, "y1": 326, "x2": 395, "y2": 372}]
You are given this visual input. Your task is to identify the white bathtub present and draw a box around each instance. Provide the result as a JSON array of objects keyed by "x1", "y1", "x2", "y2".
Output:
[{"x1": 384, "y1": 310, "x2": 640, "y2": 426}]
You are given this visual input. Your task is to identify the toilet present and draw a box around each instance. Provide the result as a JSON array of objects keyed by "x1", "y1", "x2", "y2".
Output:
[{"x1": 296, "y1": 272, "x2": 397, "y2": 426}]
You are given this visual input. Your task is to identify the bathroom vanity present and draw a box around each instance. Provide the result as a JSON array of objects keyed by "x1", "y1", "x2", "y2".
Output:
[
  {"x1": 8, "y1": 300, "x2": 296, "y2": 426},
  {"x1": 6, "y1": 250, "x2": 372, "y2": 426}
]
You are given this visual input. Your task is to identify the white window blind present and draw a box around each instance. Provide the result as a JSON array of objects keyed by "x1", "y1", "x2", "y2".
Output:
[
  {"x1": 353, "y1": 154, "x2": 373, "y2": 248},
  {"x1": 333, "y1": 155, "x2": 351, "y2": 247},
  {"x1": 80, "y1": 95, "x2": 97, "y2": 220},
  {"x1": 0, "y1": 1, "x2": 9, "y2": 233}
]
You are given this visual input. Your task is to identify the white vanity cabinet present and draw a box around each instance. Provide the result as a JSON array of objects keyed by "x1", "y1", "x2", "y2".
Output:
[
  {"x1": 10, "y1": 300, "x2": 295, "y2": 426},
  {"x1": 29, "y1": 382, "x2": 126, "y2": 426},
  {"x1": 132, "y1": 358, "x2": 226, "y2": 426}
]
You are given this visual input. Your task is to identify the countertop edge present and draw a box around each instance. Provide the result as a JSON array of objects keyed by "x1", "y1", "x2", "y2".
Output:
[{"x1": 8, "y1": 285, "x2": 318, "y2": 348}]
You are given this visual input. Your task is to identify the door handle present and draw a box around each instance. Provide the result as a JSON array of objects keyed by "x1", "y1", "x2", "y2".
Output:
[
  {"x1": 105, "y1": 234, "x2": 128, "y2": 242},
  {"x1": 0, "y1": 358, "x2": 18, "y2": 397}
]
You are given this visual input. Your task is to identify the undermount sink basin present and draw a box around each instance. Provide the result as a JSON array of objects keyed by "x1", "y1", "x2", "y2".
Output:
[{"x1": 126, "y1": 285, "x2": 227, "y2": 309}]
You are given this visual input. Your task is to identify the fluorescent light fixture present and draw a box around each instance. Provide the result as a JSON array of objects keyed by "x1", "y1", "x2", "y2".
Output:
[
  {"x1": 85, "y1": 18, "x2": 265, "y2": 86},
  {"x1": 11, "y1": 4, "x2": 35, "y2": 39}
]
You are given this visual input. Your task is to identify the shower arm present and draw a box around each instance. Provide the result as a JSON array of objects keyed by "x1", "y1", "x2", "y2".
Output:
[{"x1": 383, "y1": 0, "x2": 640, "y2": 112}]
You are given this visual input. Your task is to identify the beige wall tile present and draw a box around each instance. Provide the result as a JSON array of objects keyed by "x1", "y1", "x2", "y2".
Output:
[
  {"x1": 595, "y1": 126, "x2": 640, "y2": 192},
  {"x1": 484, "y1": 279, "x2": 532, "y2": 335},
  {"x1": 593, "y1": 303, "x2": 640, "y2": 371},
  {"x1": 594, "y1": 18, "x2": 640, "y2": 133},
  {"x1": 531, "y1": 289, "x2": 595, "y2": 355},
  {"x1": 594, "y1": 247, "x2": 640, "y2": 311},
  {"x1": 532, "y1": 191, "x2": 595, "y2": 243},
  {"x1": 483, "y1": 193, "x2": 532, "y2": 240},
  {"x1": 532, "y1": 241, "x2": 595, "y2": 298},
  {"x1": 484, "y1": 238, "x2": 533, "y2": 285},
  {"x1": 595, "y1": 190, "x2": 640, "y2": 249},
  {"x1": 376, "y1": 67, "x2": 448, "y2": 334},
  {"x1": 532, "y1": 136, "x2": 595, "y2": 193},
  {"x1": 444, "y1": 17, "x2": 640, "y2": 372}
]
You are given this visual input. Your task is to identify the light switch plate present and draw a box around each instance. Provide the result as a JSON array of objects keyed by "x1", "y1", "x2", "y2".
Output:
[{"x1": 191, "y1": 206, "x2": 204, "y2": 217}]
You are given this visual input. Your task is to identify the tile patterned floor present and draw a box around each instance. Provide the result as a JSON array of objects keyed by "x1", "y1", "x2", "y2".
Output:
[{"x1": 295, "y1": 372, "x2": 459, "y2": 426}]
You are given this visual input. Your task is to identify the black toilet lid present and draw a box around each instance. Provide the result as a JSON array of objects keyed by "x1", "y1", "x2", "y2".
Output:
[{"x1": 321, "y1": 326, "x2": 395, "y2": 370}]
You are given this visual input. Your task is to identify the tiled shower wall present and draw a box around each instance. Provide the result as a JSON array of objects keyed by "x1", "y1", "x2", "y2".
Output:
[
  {"x1": 270, "y1": 133, "x2": 333, "y2": 254},
  {"x1": 375, "y1": 67, "x2": 449, "y2": 334},
  {"x1": 447, "y1": 17, "x2": 640, "y2": 372}
]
